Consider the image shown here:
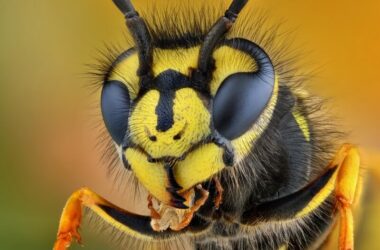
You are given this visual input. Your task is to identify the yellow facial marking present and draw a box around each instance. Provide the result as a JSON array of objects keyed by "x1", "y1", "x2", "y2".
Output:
[
  {"x1": 124, "y1": 144, "x2": 225, "y2": 204},
  {"x1": 152, "y1": 48, "x2": 199, "y2": 77},
  {"x1": 109, "y1": 52, "x2": 140, "y2": 99},
  {"x1": 210, "y1": 46, "x2": 258, "y2": 95},
  {"x1": 108, "y1": 45, "x2": 258, "y2": 99},
  {"x1": 108, "y1": 47, "x2": 199, "y2": 99},
  {"x1": 174, "y1": 144, "x2": 225, "y2": 190},
  {"x1": 232, "y1": 75, "x2": 279, "y2": 162},
  {"x1": 292, "y1": 110, "x2": 310, "y2": 142},
  {"x1": 125, "y1": 148, "x2": 171, "y2": 204},
  {"x1": 113, "y1": 44, "x2": 276, "y2": 204},
  {"x1": 129, "y1": 88, "x2": 210, "y2": 159}
]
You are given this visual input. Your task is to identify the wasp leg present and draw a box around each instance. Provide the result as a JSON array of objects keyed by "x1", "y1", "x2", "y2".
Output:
[
  {"x1": 54, "y1": 188, "x2": 93, "y2": 250},
  {"x1": 329, "y1": 144, "x2": 360, "y2": 250},
  {"x1": 213, "y1": 177, "x2": 224, "y2": 209},
  {"x1": 53, "y1": 187, "x2": 179, "y2": 250},
  {"x1": 170, "y1": 185, "x2": 209, "y2": 231},
  {"x1": 240, "y1": 144, "x2": 360, "y2": 250}
]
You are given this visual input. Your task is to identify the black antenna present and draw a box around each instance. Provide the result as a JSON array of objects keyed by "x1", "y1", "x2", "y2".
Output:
[
  {"x1": 112, "y1": 0, "x2": 153, "y2": 81},
  {"x1": 194, "y1": 0, "x2": 249, "y2": 82}
]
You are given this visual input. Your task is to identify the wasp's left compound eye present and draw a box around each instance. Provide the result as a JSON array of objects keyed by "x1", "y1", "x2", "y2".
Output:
[
  {"x1": 212, "y1": 40, "x2": 276, "y2": 141},
  {"x1": 212, "y1": 72, "x2": 275, "y2": 140},
  {"x1": 101, "y1": 81, "x2": 130, "y2": 145}
]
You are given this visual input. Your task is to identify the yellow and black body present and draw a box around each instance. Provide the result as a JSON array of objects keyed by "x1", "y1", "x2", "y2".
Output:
[{"x1": 53, "y1": 0, "x2": 363, "y2": 249}]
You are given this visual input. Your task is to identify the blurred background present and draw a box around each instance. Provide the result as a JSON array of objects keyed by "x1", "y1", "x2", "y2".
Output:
[{"x1": 0, "y1": 0, "x2": 379, "y2": 249}]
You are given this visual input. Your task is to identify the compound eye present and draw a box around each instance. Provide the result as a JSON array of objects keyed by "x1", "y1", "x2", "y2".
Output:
[
  {"x1": 101, "y1": 80, "x2": 130, "y2": 145},
  {"x1": 212, "y1": 72, "x2": 274, "y2": 140}
]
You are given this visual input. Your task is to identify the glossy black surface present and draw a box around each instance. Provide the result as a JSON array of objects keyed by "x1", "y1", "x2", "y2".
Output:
[
  {"x1": 101, "y1": 81, "x2": 130, "y2": 145},
  {"x1": 213, "y1": 72, "x2": 274, "y2": 140}
]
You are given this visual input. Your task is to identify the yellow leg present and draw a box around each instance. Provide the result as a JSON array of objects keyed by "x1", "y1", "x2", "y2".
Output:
[
  {"x1": 53, "y1": 187, "x2": 160, "y2": 250},
  {"x1": 53, "y1": 188, "x2": 109, "y2": 250},
  {"x1": 330, "y1": 144, "x2": 360, "y2": 250}
]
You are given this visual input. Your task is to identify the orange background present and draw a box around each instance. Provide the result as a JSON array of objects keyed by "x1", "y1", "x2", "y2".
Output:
[{"x1": 0, "y1": 0, "x2": 379, "y2": 249}]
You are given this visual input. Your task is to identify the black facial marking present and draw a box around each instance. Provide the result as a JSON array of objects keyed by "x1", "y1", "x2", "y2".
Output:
[
  {"x1": 156, "y1": 91, "x2": 175, "y2": 132},
  {"x1": 173, "y1": 133, "x2": 182, "y2": 140},
  {"x1": 148, "y1": 135, "x2": 157, "y2": 142},
  {"x1": 164, "y1": 162, "x2": 189, "y2": 209},
  {"x1": 152, "y1": 70, "x2": 194, "y2": 132},
  {"x1": 121, "y1": 154, "x2": 131, "y2": 170}
]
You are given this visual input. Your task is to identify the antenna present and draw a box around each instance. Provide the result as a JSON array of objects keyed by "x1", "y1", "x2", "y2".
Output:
[
  {"x1": 194, "y1": 0, "x2": 249, "y2": 82},
  {"x1": 112, "y1": 0, "x2": 153, "y2": 81}
]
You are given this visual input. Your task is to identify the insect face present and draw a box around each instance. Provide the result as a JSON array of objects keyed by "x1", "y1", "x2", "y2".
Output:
[
  {"x1": 101, "y1": 38, "x2": 277, "y2": 208},
  {"x1": 54, "y1": 1, "x2": 362, "y2": 250},
  {"x1": 129, "y1": 73, "x2": 211, "y2": 159}
]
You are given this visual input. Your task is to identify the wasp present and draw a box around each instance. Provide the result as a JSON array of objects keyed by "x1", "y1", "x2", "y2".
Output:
[{"x1": 53, "y1": 0, "x2": 362, "y2": 249}]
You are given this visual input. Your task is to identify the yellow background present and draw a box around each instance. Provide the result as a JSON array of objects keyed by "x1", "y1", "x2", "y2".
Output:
[{"x1": 0, "y1": 0, "x2": 379, "y2": 249}]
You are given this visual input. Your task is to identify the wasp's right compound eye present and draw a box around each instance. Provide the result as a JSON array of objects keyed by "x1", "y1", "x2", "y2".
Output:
[{"x1": 101, "y1": 80, "x2": 130, "y2": 145}]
